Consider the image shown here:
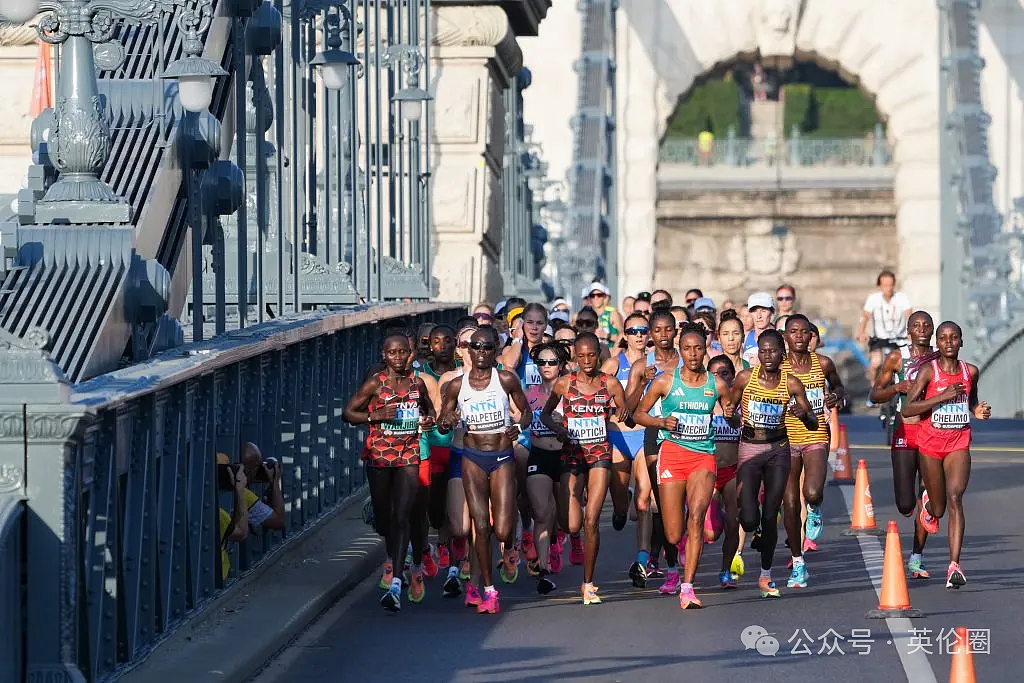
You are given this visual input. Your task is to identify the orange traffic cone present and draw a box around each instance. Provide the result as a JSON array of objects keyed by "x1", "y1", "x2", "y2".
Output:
[
  {"x1": 829, "y1": 423, "x2": 854, "y2": 485},
  {"x1": 841, "y1": 459, "x2": 884, "y2": 536},
  {"x1": 949, "y1": 627, "x2": 976, "y2": 683},
  {"x1": 866, "y1": 521, "x2": 922, "y2": 618}
]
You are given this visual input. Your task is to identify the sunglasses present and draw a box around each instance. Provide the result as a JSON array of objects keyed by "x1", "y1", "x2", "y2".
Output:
[
  {"x1": 469, "y1": 341, "x2": 495, "y2": 351},
  {"x1": 776, "y1": 296, "x2": 794, "y2": 302},
  {"x1": 589, "y1": 291, "x2": 607, "y2": 298},
  {"x1": 535, "y1": 358, "x2": 560, "y2": 367},
  {"x1": 685, "y1": 298, "x2": 698, "y2": 305},
  {"x1": 474, "y1": 313, "x2": 493, "y2": 321},
  {"x1": 625, "y1": 326, "x2": 649, "y2": 335},
  {"x1": 556, "y1": 339, "x2": 575, "y2": 346}
]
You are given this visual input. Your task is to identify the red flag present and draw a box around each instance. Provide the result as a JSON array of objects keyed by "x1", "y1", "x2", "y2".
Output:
[{"x1": 29, "y1": 40, "x2": 53, "y2": 117}]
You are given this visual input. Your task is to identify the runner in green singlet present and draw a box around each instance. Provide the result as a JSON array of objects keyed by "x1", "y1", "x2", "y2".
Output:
[{"x1": 583, "y1": 281, "x2": 623, "y2": 349}]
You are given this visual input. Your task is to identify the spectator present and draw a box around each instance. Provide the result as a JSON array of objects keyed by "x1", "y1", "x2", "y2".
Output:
[
  {"x1": 650, "y1": 289, "x2": 673, "y2": 310},
  {"x1": 698, "y1": 127, "x2": 714, "y2": 165},
  {"x1": 240, "y1": 442, "x2": 286, "y2": 531},
  {"x1": 775, "y1": 284, "x2": 796, "y2": 317},
  {"x1": 218, "y1": 459, "x2": 249, "y2": 582},
  {"x1": 856, "y1": 269, "x2": 912, "y2": 383},
  {"x1": 472, "y1": 302, "x2": 494, "y2": 326},
  {"x1": 621, "y1": 295, "x2": 636, "y2": 316},
  {"x1": 741, "y1": 291, "x2": 776, "y2": 365},
  {"x1": 693, "y1": 297, "x2": 716, "y2": 317}
]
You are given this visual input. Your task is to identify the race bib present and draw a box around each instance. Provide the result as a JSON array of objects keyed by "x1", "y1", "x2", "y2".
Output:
[
  {"x1": 712, "y1": 415, "x2": 741, "y2": 442},
  {"x1": 523, "y1": 363, "x2": 542, "y2": 386},
  {"x1": 931, "y1": 399, "x2": 969, "y2": 430},
  {"x1": 462, "y1": 393, "x2": 508, "y2": 432},
  {"x1": 531, "y1": 409, "x2": 554, "y2": 436},
  {"x1": 748, "y1": 399, "x2": 784, "y2": 429},
  {"x1": 383, "y1": 400, "x2": 420, "y2": 435},
  {"x1": 567, "y1": 416, "x2": 607, "y2": 444},
  {"x1": 670, "y1": 412, "x2": 711, "y2": 441},
  {"x1": 805, "y1": 387, "x2": 825, "y2": 413}
]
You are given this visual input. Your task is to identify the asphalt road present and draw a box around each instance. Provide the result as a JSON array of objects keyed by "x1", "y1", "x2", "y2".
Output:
[{"x1": 249, "y1": 417, "x2": 1024, "y2": 683}]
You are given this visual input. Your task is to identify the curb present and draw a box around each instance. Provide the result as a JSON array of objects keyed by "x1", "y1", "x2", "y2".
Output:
[{"x1": 115, "y1": 495, "x2": 385, "y2": 683}]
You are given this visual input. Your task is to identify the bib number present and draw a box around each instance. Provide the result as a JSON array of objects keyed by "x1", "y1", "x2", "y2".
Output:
[
  {"x1": 567, "y1": 416, "x2": 607, "y2": 444},
  {"x1": 523, "y1": 363, "x2": 542, "y2": 387},
  {"x1": 805, "y1": 387, "x2": 825, "y2": 414},
  {"x1": 383, "y1": 402, "x2": 420, "y2": 435},
  {"x1": 931, "y1": 399, "x2": 969, "y2": 430},
  {"x1": 712, "y1": 415, "x2": 740, "y2": 441},
  {"x1": 748, "y1": 399, "x2": 784, "y2": 429},
  {"x1": 531, "y1": 409, "x2": 554, "y2": 436},
  {"x1": 669, "y1": 412, "x2": 711, "y2": 441}
]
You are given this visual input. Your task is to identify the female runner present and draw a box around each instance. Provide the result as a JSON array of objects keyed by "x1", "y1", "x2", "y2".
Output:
[
  {"x1": 634, "y1": 323, "x2": 738, "y2": 608},
  {"x1": 344, "y1": 333, "x2": 437, "y2": 612},
  {"x1": 541, "y1": 332, "x2": 629, "y2": 605},
  {"x1": 901, "y1": 321, "x2": 990, "y2": 589},
  {"x1": 726, "y1": 329, "x2": 817, "y2": 598},
  {"x1": 707, "y1": 354, "x2": 742, "y2": 588}
]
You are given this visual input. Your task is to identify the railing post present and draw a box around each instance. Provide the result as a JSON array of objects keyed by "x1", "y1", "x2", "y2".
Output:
[{"x1": 0, "y1": 328, "x2": 90, "y2": 683}]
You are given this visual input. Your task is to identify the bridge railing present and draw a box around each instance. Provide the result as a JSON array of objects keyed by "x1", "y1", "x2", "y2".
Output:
[
  {"x1": 659, "y1": 136, "x2": 893, "y2": 167},
  {"x1": 0, "y1": 302, "x2": 462, "y2": 683}
]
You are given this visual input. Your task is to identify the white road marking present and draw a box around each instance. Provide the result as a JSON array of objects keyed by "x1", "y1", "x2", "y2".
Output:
[{"x1": 839, "y1": 485, "x2": 938, "y2": 683}]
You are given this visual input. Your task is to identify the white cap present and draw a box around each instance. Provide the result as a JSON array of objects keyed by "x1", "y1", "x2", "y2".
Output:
[
  {"x1": 550, "y1": 298, "x2": 569, "y2": 310},
  {"x1": 584, "y1": 281, "x2": 610, "y2": 298},
  {"x1": 549, "y1": 311, "x2": 570, "y2": 324},
  {"x1": 747, "y1": 291, "x2": 775, "y2": 311},
  {"x1": 544, "y1": 325, "x2": 554, "y2": 336}
]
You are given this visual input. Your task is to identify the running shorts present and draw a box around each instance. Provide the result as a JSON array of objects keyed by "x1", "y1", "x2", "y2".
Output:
[
  {"x1": 429, "y1": 446, "x2": 451, "y2": 476},
  {"x1": 892, "y1": 421, "x2": 921, "y2": 451},
  {"x1": 461, "y1": 446, "x2": 515, "y2": 475},
  {"x1": 656, "y1": 441, "x2": 716, "y2": 485},
  {"x1": 527, "y1": 446, "x2": 563, "y2": 480},
  {"x1": 790, "y1": 443, "x2": 828, "y2": 460},
  {"x1": 418, "y1": 457, "x2": 431, "y2": 487},
  {"x1": 737, "y1": 439, "x2": 790, "y2": 470},
  {"x1": 715, "y1": 463, "x2": 738, "y2": 492},
  {"x1": 448, "y1": 448, "x2": 463, "y2": 479},
  {"x1": 608, "y1": 427, "x2": 645, "y2": 460},
  {"x1": 917, "y1": 427, "x2": 971, "y2": 460}
]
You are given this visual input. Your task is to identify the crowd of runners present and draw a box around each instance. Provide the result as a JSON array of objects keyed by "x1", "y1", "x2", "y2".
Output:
[{"x1": 343, "y1": 279, "x2": 991, "y2": 614}]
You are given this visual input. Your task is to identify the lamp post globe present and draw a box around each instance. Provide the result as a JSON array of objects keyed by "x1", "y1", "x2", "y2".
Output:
[
  {"x1": 321, "y1": 63, "x2": 346, "y2": 91},
  {"x1": 0, "y1": 0, "x2": 41, "y2": 24},
  {"x1": 178, "y1": 74, "x2": 216, "y2": 113}
]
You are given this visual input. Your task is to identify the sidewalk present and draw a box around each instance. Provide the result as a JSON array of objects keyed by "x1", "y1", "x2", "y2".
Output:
[{"x1": 116, "y1": 495, "x2": 384, "y2": 683}]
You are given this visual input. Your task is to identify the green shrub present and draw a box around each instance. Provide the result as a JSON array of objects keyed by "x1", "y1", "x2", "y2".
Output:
[
  {"x1": 664, "y1": 78, "x2": 741, "y2": 138},
  {"x1": 783, "y1": 84, "x2": 881, "y2": 137}
]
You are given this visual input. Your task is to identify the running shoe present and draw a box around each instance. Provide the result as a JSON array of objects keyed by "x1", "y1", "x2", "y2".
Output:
[
  {"x1": 628, "y1": 560, "x2": 648, "y2": 588},
  {"x1": 569, "y1": 534, "x2": 584, "y2": 566},
  {"x1": 442, "y1": 567, "x2": 461, "y2": 597},
  {"x1": 537, "y1": 569, "x2": 557, "y2": 595},
  {"x1": 803, "y1": 538, "x2": 819, "y2": 553},
  {"x1": 787, "y1": 563, "x2": 808, "y2": 588},
  {"x1": 477, "y1": 588, "x2": 500, "y2": 614},
  {"x1": 422, "y1": 548, "x2": 439, "y2": 579},
  {"x1": 750, "y1": 530, "x2": 763, "y2": 551},
  {"x1": 464, "y1": 583, "x2": 482, "y2": 607},
  {"x1": 805, "y1": 504, "x2": 823, "y2": 541},
  {"x1": 719, "y1": 570, "x2": 737, "y2": 589},
  {"x1": 582, "y1": 583, "x2": 602, "y2": 606},
  {"x1": 381, "y1": 582, "x2": 401, "y2": 612},
  {"x1": 946, "y1": 562, "x2": 966, "y2": 589},
  {"x1": 659, "y1": 569, "x2": 681, "y2": 595},
  {"x1": 527, "y1": 559, "x2": 541, "y2": 576},
  {"x1": 612, "y1": 510, "x2": 628, "y2": 531},
  {"x1": 919, "y1": 491, "x2": 940, "y2": 534},
  {"x1": 408, "y1": 570, "x2": 425, "y2": 603},
  {"x1": 646, "y1": 560, "x2": 664, "y2": 579},
  {"x1": 499, "y1": 549, "x2": 519, "y2": 584},
  {"x1": 453, "y1": 536, "x2": 468, "y2": 563},
  {"x1": 679, "y1": 584, "x2": 703, "y2": 609},
  {"x1": 758, "y1": 576, "x2": 781, "y2": 598},
  {"x1": 907, "y1": 556, "x2": 930, "y2": 579},
  {"x1": 437, "y1": 544, "x2": 451, "y2": 570},
  {"x1": 550, "y1": 543, "x2": 563, "y2": 574},
  {"x1": 556, "y1": 529, "x2": 567, "y2": 548},
  {"x1": 522, "y1": 530, "x2": 538, "y2": 562},
  {"x1": 378, "y1": 561, "x2": 394, "y2": 590},
  {"x1": 458, "y1": 559, "x2": 471, "y2": 581},
  {"x1": 731, "y1": 553, "x2": 745, "y2": 579}
]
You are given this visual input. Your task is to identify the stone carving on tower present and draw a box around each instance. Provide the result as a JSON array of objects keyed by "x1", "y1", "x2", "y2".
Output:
[{"x1": 756, "y1": 0, "x2": 804, "y2": 67}]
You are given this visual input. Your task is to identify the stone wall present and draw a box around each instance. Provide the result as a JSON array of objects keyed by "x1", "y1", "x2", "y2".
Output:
[
  {"x1": 655, "y1": 186, "x2": 899, "y2": 332},
  {"x1": 0, "y1": 28, "x2": 42, "y2": 193}
]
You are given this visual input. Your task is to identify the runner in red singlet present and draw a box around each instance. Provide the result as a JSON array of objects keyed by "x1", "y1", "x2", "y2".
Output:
[{"x1": 901, "y1": 321, "x2": 991, "y2": 589}]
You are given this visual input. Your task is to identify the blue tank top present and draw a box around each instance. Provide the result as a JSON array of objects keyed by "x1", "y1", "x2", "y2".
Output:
[
  {"x1": 615, "y1": 352, "x2": 632, "y2": 383},
  {"x1": 516, "y1": 343, "x2": 542, "y2": 388}
]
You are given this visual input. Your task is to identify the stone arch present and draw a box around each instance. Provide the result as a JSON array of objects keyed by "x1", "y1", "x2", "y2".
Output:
[{"x1": 617, "y1": 0, "x2": 939, "y2": 313}]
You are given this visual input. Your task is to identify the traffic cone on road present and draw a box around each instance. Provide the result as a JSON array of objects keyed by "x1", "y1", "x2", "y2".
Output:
[
  {"x1": 949, "y1": 627, "x2": 976, "y2": 683},
  {"x1": 866, "y1": 521, "x2": 922, "y2": 618},
  {"x1": 841, "y1": 459, "x2": 884, "y2": 536},
  {"x1": 829, "y1": 424, "x2": 854, "y2": 485}
]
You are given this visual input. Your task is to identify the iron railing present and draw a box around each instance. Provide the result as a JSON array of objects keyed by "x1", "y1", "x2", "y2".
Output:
[
  {"x1": 0, "y1": 302, "x2": 461, "y2": 683},
  {"x1": 0, "y1": 497, "x2": 23, "y2": 683},
  {"x1": 561, "y1": 0, "x2": 617, "y2": 309},
  {"x1": 659, "y1": 136, "x2": 894, "y2": 167}
]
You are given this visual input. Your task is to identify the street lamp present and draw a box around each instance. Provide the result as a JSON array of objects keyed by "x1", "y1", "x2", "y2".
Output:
[
  {"x1": 386, "y1": 45, "x2": 432, "y2": 123},
  {"x1": 162, "y1": 3, "x2": 229, "y2": 113},
  {"x1": 310, "y1": 9, "x2": 359, "y2": 92}
]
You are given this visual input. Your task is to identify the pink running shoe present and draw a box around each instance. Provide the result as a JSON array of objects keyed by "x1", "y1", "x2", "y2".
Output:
[
  {"x1": 477, "y1": 588, "x2": 500, "y2": 614},
  {"x1": 803, "y1": 538, "x2": 819, "y2": 553},
  {"x1": 659, "y1": 569, "x2": 681, "y2": 595},
  {"x1": 437, "y1": 544, "x2": 451, "y2": 569},
  {"x1": 919, "y1": 492, "x2": 940, "y2": 535},
  {"x1": 422, "y1": 549, "x2": 439, "y2": 579},
  {"x1": 569, "y1": 534, "x2": 584, "y2": 566},
  {"x1": 679, "y1": 584, "x2": 703, "y2": 609},
  {"x1": 453, "y1": 536, "x2": 468, "y2": 563},
  {"x1": 549, "y1": 542, "x2": 563, "y2": 574},
  {"x1": 464, "y1": 583, "x2": 482, "y2": 607},
  {"x1": 522, "y1": 530, "x2": 538, "y2": 562},
  {"x1": 556, "y1": 530, "x2": 567, "y2": 548}
]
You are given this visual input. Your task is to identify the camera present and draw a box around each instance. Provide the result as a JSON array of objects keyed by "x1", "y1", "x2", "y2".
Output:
[
  {"x1": 217, "y1": 462, "x2": 243, "y2": 491},
  {"x1": 250, "y1": 457, "x2": 279, "y2": 484}
]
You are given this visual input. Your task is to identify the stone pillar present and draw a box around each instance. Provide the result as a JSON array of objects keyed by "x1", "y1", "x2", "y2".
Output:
[
  {"x1": 0, "y1": 25, "x2": 43, "y2": 193},
  {"x1": 429, "y1": 5, "x2": 523, "y2": 305}
]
